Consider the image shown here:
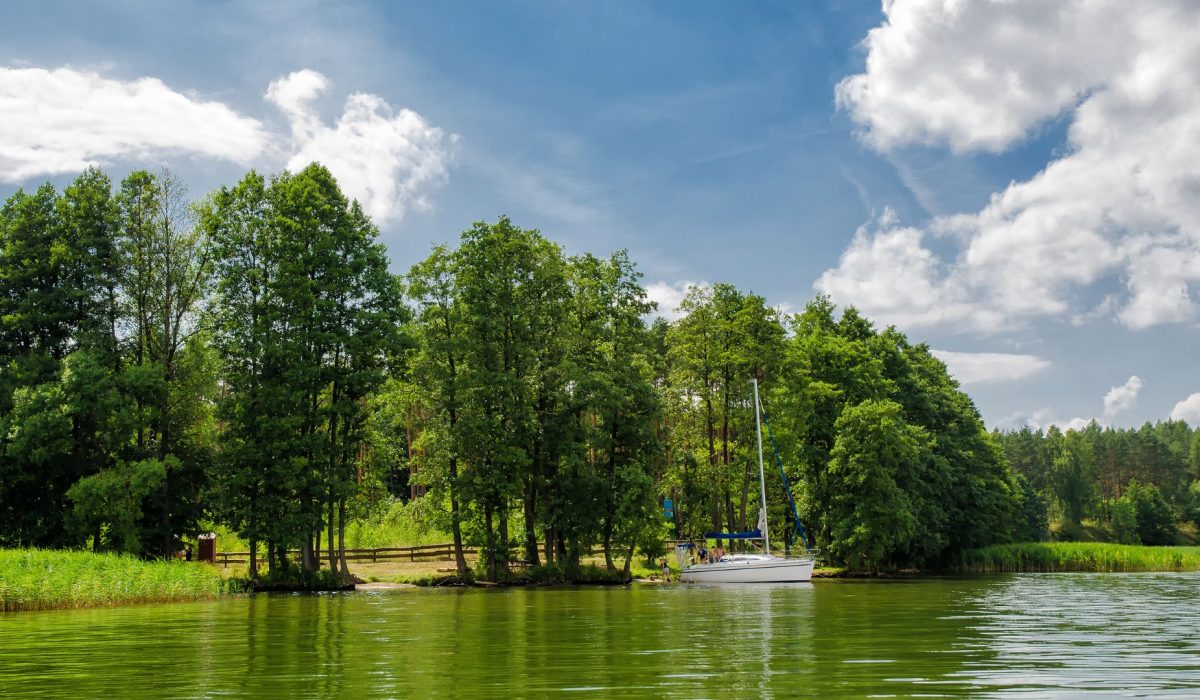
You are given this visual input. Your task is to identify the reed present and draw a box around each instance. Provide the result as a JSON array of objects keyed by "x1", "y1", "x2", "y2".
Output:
[
  {"x1": 958, "y1": 542, "x2": 1200, "y2": 573},
  {"x1": 0, "y1": 549, "x2": 227, "y2": 612}
]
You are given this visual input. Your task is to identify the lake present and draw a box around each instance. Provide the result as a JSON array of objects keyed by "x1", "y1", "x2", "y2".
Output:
[{"x1": 3, "y1": 573, "x2": 1200, "y2": 697}]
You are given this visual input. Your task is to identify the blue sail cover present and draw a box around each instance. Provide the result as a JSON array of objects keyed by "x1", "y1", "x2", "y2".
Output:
[{"x1": 702, "y1": 530, "x2": 763, "y2": 540}]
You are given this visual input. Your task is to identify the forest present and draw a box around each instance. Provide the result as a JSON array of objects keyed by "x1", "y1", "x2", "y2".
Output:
[
  {"x1": 996, "y1": 422, "x2": 1200, "y2": 546},
  {"x1": 3, "y1": 163, "x2": 1178, "y2": 579}
]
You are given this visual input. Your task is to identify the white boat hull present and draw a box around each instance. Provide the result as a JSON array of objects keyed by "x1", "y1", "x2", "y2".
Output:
[{"x1": 680, "y1": 556, "x2": 814, "y2": 583}]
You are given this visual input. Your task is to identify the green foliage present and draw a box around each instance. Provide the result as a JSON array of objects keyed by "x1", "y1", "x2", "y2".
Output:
[
  {"x1": 3, "y1": 163, "x2": 1074, "y2": 585},
  {"x1": 205, "y1": 165, "x2": 404, "y2": 576},
  {"x1": 342, "y1": 499, "x2": 451, "y2": 549},
  {"x1": 663, "y1": 283, "x2": 787, "y2": 545},
  {"x1": 0, "y1": 169, "x2": 215, "y2": 555},
  {"x1": 404, "y1": 221, "x2": 662, "y2": 580},
  {"x1": 0, "y1": 548, "x2": 225, "y2": 612},
  {"x1": 1051, "y1": 443, "x2": 1093, "y2": 525},
  {"x1": 251, "y1": 565, "x2": 348, "y2": 592},
  {"x1": 1012, "y1": 473, "x2": 1049, "y2": 542},
  {"x1": 1111, "y1": 496, "x2": 1139, "y2": 545},
  {"x1": 520, "y1": 562, "x2": 632, "y2": 585},
  {"x1": 997, "y1": 419, "x2": 1196, "y2": 536},
  {"x1": 1123, "y1": 481, "x2": 1176, "y2": 545},
  {"x1": 768, "y1": 298, "x2": 1019, "y2": 570},
  {"x1": 826, "y1": 399, "x2": 925, "y2": 572},
  {"x1": 1185, "y1": 481, "x2": 1200, "y2": 530},
  {"x1": 67, "y1": 458, "x2": 169, "y2": 553}
]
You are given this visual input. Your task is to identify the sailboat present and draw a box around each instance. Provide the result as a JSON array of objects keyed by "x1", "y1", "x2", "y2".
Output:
[{"x1": 678, "y1": 378, "x2": 817, "y2": 583}]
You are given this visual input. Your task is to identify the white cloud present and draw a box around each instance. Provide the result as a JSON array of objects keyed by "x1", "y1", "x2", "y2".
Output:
[
  {"x1": 645, "y1": 280, "x2": 706, "y2": 321},
  {"x1": 1000, "y1": 374, "x2": 1146, "y2": 431},
  {"x1": 1102, "y1": 375, "x2": 1143, "y2": 418},
  {"x1": 815, "y1": 208, "x2": 1002, "y2": 332},
  {"x1": 822, "y1": 1, "x2": 1200, "y2": 331},
  {"x1": 1169, "y1": 393, "x2": 1200, "y2": 425},
  {"x1": 266, "y1": 70, "x2": 455, "y2": 226},
  {"x1": 931, "y1": 350, "x2": 1049, "y2": 386},
  {"x1": 0, "y1": 66, "x2": 456, "y2": 229},
  {"x1": 836, "y1": 0, "x2": 1130, "y2": 154},
  {"x1": 1027, "y1": 410, "x2": 1095, "y2": 433},
  {"x1": 0, "y1": 66, "x2": 268, "y2": 181}
]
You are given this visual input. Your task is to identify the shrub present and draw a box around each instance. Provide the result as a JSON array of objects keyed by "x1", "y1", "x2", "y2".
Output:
[
  {"x1": 1125, "y1": 481, "x2": 1175, "y2": 546},
  {"x1": 1111, "y1": 497, "x2": 1139, "y2": 545}
]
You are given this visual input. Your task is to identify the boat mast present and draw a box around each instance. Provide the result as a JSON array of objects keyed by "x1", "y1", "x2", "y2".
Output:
[{"x1": 753, "y1": 378, "x2": 769, "y2": 554}]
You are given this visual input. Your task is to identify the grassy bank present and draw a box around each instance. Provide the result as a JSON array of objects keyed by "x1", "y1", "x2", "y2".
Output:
[
  {"x1": 958, "y1": 542, "x2": 1200, "y2": 573},
  {"x1": 1, "y1": 549, "x2": 228, "y2": 612}
]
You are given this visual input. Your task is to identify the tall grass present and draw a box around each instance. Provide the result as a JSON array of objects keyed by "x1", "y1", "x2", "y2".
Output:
[
  {"x1": 958, "y1": 542, "x2": 1200, "y2": 573},
  {"x1": 0, "y1": 549, "x2": 227, "y2": 612},
  {"x1": 343, "y1": 499, "x2": 451, "y2": 549},
  {"x1": 203, "y1": 499, "x2": 452, "y2": 555}
]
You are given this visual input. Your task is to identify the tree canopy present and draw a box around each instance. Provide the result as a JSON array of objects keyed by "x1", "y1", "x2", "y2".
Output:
[{"x1": 4, "y1": 163, "x2": 1159, "y2": 577}]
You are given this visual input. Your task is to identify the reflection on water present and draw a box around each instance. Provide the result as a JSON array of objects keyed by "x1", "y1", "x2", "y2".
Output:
[{"x1": 3, "y1": 574, "x2": 1200, "y2": 697}]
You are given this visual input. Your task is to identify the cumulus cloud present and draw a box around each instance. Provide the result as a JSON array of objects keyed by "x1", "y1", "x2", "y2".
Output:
[
  {"x1": 822, "y1": 1, "x2": 1200, "y2": 331},
  {"x1": 645, "y1": 280, "x2": 706, "y2": 321},
  {"x1": 930, "y1": 350, "x2": 1050, "y2": 385},
  {"x1": 1170, "y1": 393, "x2": 1200, "y2": 425},
  {"x1": 836, "y1": 0, "x2": 1130, "y2": 154},
  {"x1": 0, "y1": 66, "x2": 455, "y2": 229},
  {"x1": 1008, "y1": 409, "x2": 1096, "y2": 433},
  {"x1": 1000, "y1": 374, "x2": 1145, "y2": 431},
  {"x1": 1102, "y1": 375, "x2": 1143, "y2": 418},
  {"x1": 0, "y1": 66, "x2": 268, "y2": 181},
  {"x1": 266, "y1": 70, "x2": 455, "y2": 226}
]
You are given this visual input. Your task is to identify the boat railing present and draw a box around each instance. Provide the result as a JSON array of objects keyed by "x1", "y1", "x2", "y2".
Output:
[{"x1": 776, "y1": 548, "x2": 821, "y2": 560}]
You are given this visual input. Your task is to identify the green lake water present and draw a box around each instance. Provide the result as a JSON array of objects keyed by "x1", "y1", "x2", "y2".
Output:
[{"x1": 4, "y1": 573, "x2": 1200, "y2": 698}]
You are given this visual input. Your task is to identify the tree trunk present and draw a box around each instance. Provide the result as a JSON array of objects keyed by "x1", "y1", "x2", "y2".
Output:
[
  {"x1": 740, "y1": 460, "x2": 751, "y2": 532},
  {"x1": 485, "y1": 505, "x2": 497, "y2": 581},
  {"x1": 160, "y1": 468, "x2": 171, "y2": 558},
  {"x1": 249, "y1": 489, "x2": 259, "y2": 578},
  {"x1": 712, "y1": 498, "x2": 723, "y2": 549},
  {"x1": 544, "y1": 527, "x2": 556, "y2": 566},
  {"x1": 447, "y1": 454, "x2": 468, "y2": 575},
  {"x1": 327, "y1": 494, "x2": 337, "y2": 572},
  {"x1": 498, "y1": 509, "x2": 509, "y2": 573},
  {"x1": 726, "y1": 492, "x2": 737, "y2": 551},
  {"x1": 300, "y1": 535, "x2": 314, "y2": 573},
  {"x1": 337, "y1": 498, "x2": 350, "y2": 579},
  {"x1": 523, "y1": 478, "x2": 539, "y2": 566},
  {"x1": 603, "y1": 517, "x2": 615, "y2": 571}
]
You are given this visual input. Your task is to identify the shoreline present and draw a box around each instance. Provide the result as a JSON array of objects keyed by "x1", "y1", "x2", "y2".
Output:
[{"x1": 11, "y1": 542, "x2": 1200, "y2": 613}]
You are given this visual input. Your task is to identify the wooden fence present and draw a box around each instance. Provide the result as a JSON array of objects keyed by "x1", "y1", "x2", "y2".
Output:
[
  {"x1": 212, "y1": 541, "x2": 688, "y2": 567},
  {"x1": 213, "y1": 543, "x2": 480, "y2": 567}
]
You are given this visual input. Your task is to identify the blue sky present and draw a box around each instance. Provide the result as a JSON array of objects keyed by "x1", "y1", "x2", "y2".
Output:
[{"x1": 3, "y1": 1, "x2": 1199, "y2": 430}]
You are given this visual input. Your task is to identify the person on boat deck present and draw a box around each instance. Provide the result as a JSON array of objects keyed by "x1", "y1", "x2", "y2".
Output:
[
  {"x1": 697, "y1": 543, "x2": 708, "y2": 564},
  {"x1": 713, "y1": 544, "x2": 725, "y2": 561}
]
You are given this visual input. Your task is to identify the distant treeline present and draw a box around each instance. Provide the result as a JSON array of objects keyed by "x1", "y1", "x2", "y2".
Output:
[
  {"x1": 0, "y1": 164, "x2": 1059, "y2": 576},
  {"x1": 995, "y1": 422, "x2": 1200, "y2": 545}
]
